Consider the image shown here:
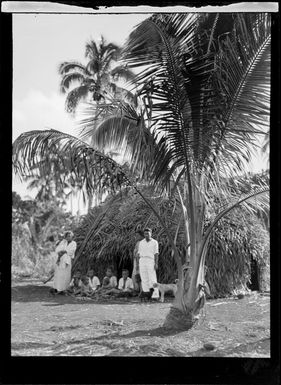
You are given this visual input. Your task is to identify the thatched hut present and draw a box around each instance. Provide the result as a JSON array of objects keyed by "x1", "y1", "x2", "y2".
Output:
[{"x1": 73, "y1": 186, "x2": 269, "y2": 298}]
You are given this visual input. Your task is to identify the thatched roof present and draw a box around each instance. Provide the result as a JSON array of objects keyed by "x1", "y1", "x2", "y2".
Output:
[{"x1": 73, "y1": 186, "x2": 269, "y2": 297}]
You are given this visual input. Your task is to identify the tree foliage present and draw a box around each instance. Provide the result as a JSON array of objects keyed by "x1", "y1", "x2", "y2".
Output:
[
  {"x1": 12, "y1": 13, "x2": 270, "y2": 330},
  {"x1": 59, "y1": 36, "x2": 135, "y2": 114}
]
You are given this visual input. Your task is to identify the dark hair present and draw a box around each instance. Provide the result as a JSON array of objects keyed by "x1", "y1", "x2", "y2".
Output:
[
  {"x1": 106, "y1": 266, "x2": 114, "y2": 272},
  {"x1": 122, "y1": 269, "x2": 129, "y2": 273},
  {"x1": 143, "y1": 227, "x2": 152, "y2": 233},
  {"x1": 64, "y1": 231, "x2": 74, "y2": 238}
]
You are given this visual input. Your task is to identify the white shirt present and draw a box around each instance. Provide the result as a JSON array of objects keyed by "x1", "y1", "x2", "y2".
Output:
[
  {"x1": 55, "y1": 239, "x2": 77, "y2": 263},
  {"x1": 118, "y1": 277, "x2": 134, "y2": 291},
  {"x1": 138, "y1": 238, "x2": 159, "y2": 259},
  {"x1": 89, "y1": 276, "x2": 100, "y2": 290}
]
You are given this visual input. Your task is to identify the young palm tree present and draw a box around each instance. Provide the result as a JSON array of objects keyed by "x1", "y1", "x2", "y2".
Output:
[
  {"x1": 59, "y1": 35, "x2": 135, "y2": 114},
  {"x1": 78, "y1": 13, "x2": 270, "y2": 329},
  {"x1": 12, "y1": 13, "x2": 270, "y2": 330}
]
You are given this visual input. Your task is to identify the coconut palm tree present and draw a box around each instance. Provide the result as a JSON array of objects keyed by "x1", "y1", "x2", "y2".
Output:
[
  {"x1": 58, "y1": 35, "x2": 135, "y2": 114},
  {"x1": 12, "y1": 13, "x2": 270, "y2": 330},
  {"x1": 59, "y1": 36, "x2": 135, "y2": 212},
  {"x1": 77, "y1": 13, "x2": 271, "y2": 329}
]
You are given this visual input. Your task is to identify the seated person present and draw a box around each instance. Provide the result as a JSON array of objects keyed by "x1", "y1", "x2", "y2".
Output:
[
  {"x1": 101, "y1": 267, "x2": 117, "y2": 289},
  {"x1": 87, "y1": 269, "x2": 101, "y2": 291},
  {"x1": 107, "y1": 269, "x2": 135, "y2": 297},
  {"x1": 80, "y1": 275, "x2": 93, "y2": 297},
  {"x1": 118, "y1": 269, "x2": 134, "y2": 292},
  {"x1": 67, "y1": 270, "x2": 82, "y2": 295}
]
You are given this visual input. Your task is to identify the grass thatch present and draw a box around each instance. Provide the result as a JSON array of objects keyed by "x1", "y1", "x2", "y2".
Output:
[{"x1": 73, "y1": 187, "x2": 269, "y2": 297}]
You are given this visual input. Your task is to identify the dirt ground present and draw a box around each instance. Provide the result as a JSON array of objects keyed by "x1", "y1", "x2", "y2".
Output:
[{"x1": 11, "y1": 278, "x2": 270, "y2": 357}]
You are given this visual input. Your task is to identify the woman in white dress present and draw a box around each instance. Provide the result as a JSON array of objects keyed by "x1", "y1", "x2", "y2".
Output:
[{"x1": 53, "y1": 231, "x2": 77, "y2": 294}]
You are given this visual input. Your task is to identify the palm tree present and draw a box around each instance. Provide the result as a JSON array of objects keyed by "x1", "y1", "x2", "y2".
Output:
[
  {"x1": 12, "y1": 13, "x2": 270, "y2": 330},
  {"x1": 59, "y1": 36, "x2": 135, "y2": 212},
  {"x1": 78, "y1": 13, "x2": 271, "y2": 329},
  {"x1": 59, "y1": 35, "x2": 135, "y2": 114}
]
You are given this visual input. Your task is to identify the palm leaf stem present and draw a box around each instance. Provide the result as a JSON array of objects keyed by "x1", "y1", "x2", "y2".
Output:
[{"x1": 196, "y1": 187, "x2": 269, "y2": 283}]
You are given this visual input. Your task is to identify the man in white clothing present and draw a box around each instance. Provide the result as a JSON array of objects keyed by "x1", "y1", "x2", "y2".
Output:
[{"x1": 137, "y1": 228, "x2": 159, "y2": 299}]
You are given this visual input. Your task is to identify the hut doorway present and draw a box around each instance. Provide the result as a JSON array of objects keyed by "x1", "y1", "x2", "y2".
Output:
[
  {"x1": 115, "y1": 255, "x2": 134, "y2": 280},
  {"x1": 248, "y1": 256, "x2": 260, "y2": 291}
]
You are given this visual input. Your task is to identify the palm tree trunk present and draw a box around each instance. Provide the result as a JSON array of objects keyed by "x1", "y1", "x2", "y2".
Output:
[
  {"x1": 163, "y1": 184, "x2": 207, "y2": 330},
  {"x1": 163, "y1": 237, "x2": 207, "y2": 330},
  {"x1": 163, "y1": 186, "x2": 269, "y2": 330}
]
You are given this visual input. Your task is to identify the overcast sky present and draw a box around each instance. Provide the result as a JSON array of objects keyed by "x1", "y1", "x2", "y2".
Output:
[{"x1": 12, "y1": 10, "x2": 269, "y2": 212}]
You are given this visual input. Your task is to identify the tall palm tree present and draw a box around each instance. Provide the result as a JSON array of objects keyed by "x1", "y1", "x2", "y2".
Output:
[
  {"x1": 12, "y1": 13, "x2": 270, "y2": 330},
  {"x1": 59, "y1": 35, "x2": 135, "y2": 114},
  {"x1": 59, "y1": 36, "x2": 135, "y2": 212}
]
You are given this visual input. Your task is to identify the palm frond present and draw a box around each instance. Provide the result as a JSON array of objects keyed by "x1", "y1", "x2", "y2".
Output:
[
  {"x1": 261, "y1": 131, "x2": 269, "y2": 154},
  {"x1": 110, "y1": 65, "x2": 136, "y2": 83},
  {"x1": 85, "y1": 40, "x2": 99, "y2": 60},
  {"x1": 219, "y1": 14, "x2": 271, "y2": 132},
  {"x1": 58, "y1": 61, "x2": 89, "y2": 76},
  {"x1": 202, "y1": 186, "x2": 269, "y2": 253},
  {"x1": 122, "y1": 13, "x2": 271, "y2": 193},
  {"x1": 65, "y1": 85, "x2": 90, "y2": 113},
  {"x1": 59, "y1": 72, "x2": 87, "y2": 94},
  {"x1": 12, "y1": 129, "x2": 130, "y2": 198}
]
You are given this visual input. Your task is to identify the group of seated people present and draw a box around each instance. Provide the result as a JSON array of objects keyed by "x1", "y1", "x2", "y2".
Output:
[{"x1": 67, "y1": 266, "x2": 141, "y2": 299}]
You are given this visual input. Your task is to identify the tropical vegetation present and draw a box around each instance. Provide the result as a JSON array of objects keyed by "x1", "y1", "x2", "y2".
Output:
[
  {"x1": 12, "y1": 192, "x2": 80, "y2": 278},
  {"x1": 13, "y1": 13, "x2": 270, "y2": 330}
]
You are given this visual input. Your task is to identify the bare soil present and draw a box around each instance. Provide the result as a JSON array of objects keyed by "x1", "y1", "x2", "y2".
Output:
[{"x1": 11, "y1": 278, "x2": 270, "y2": 357}]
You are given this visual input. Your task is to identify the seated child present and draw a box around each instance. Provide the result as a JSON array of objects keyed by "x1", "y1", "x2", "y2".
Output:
[
  {"x1": 118, "y1": 269, "x2": 134, "y2": 292},
  {"x1": 87, "y1": 269, "x2": 101, "y2": 291},
  {"x1": 101, "y1": 267, "x2": 117, "y2": 289},
  {"x1": 107, "y1": 269, "x2": 135, "y2": 297},
  {"x1": 67, "y1": 271, "x2": 82, "y2": 295},
  {"x1": 80, "y1": 275, "x2": 93, "y2": 297}
]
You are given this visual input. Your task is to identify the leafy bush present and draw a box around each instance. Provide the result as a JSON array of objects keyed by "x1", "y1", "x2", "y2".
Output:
[
  {"x1": 12, "y1": 194, "x2": 79, "y2": 279},
  {"x1": 12, "y1": 223, "x2": 37, "y2": 277}
]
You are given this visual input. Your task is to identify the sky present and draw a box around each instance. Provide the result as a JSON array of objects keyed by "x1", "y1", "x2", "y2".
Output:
[
  {"x1": 12, "y1": 9, "x2": 270, "y2": 214},
  {"x1": 12, "y1": 13, "x2": 151, "y2": 213}
]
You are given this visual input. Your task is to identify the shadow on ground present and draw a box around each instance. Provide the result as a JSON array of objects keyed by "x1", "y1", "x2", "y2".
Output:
[
  {"x1": 47, "y1": 326, "x2": 190, "y2": 352},
  {"x1": 12, "y1": 341, "x2": 53, "y2": 351},
  {"x1": 11, "y1": 283, "x2": 158, "y2": 306}
]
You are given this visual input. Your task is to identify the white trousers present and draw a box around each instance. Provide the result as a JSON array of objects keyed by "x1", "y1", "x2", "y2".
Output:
[{"x1": 139, "y1": 257, "x2": 159, "y2": 298}]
